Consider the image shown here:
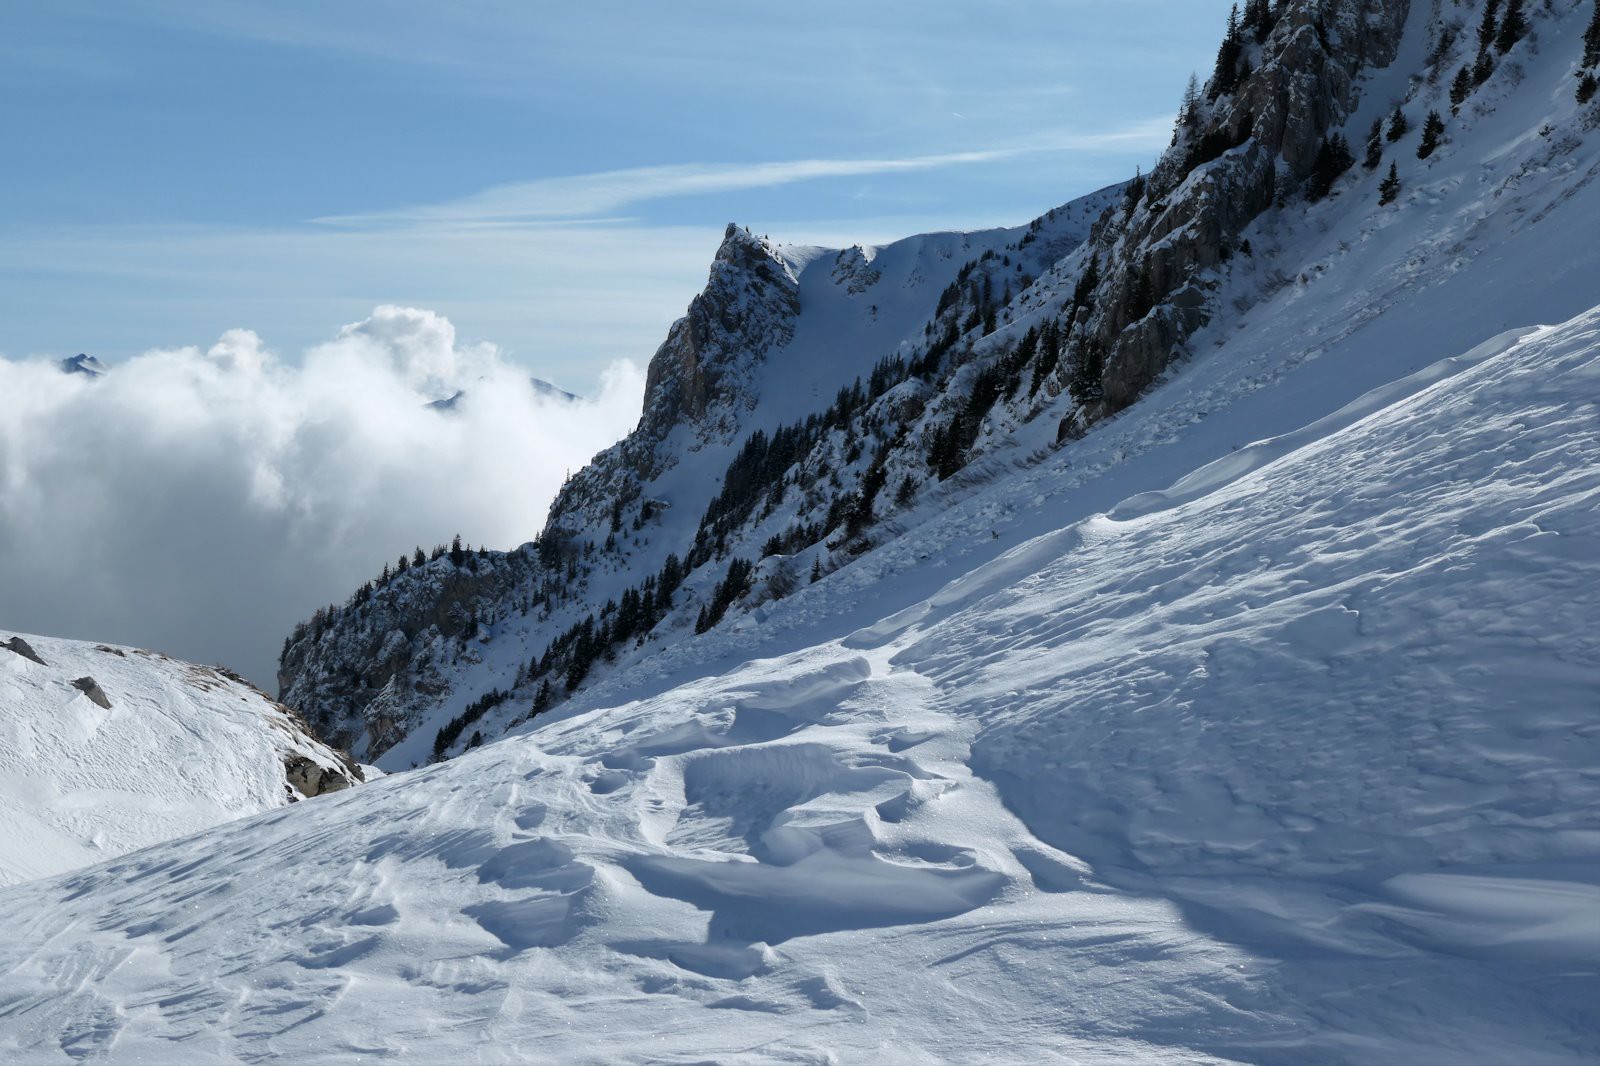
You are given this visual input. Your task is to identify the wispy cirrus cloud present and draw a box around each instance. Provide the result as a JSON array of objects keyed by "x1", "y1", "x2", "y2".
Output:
[{"x1": 313, "y1": 123, "x2": 1172, "y2": 228}]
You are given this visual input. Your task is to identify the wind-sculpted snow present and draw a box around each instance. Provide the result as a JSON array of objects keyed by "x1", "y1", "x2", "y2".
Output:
[{"x1": 2, "y1": 308, "x2": 1597, "y2": 1062}]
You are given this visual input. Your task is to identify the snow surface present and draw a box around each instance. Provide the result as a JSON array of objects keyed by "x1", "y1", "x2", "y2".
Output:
[
  {"x1": 0, "y1": 306, "x2": 1595, "y2": 1062},
  {"x1": 0, "y1": 631, "x2": 357, "y2": 887}
]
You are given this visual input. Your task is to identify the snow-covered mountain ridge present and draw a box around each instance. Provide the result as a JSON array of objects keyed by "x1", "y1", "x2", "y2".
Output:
[
  {"x1": 280, "y1": 190, "x2": 1122, "y2": 765},
  {"x1": 0, "y1": 630, "x2": 363, "y2": 887}
]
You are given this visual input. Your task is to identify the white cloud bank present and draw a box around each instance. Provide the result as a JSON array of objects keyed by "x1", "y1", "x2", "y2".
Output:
[{"x1": 0, "y1": 306, "x2": 645, "y2": 687}]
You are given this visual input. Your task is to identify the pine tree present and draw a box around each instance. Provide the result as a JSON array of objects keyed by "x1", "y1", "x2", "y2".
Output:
[
  {"x1": 449, "y1": 534, "x2": 465, "y2": 567},
  {"x1": 1209, "y1": 4, "x2": 1246, "y2": 100},
  {"x1": 1386, "y1": 105, "x2": 1410, "y2": 142},
  {"x1": 1028, "y1": 318, "x2": 1062, "y2": 396},
  {"x1": 1474, "y1": 45, "x2": 1496, "y2": 86},
  {"x1": 1247, "y1": 0, "x2": 1276, "y2": 43},
  {"x1": 1363, "y1": 117, "x2": 1384, "y2": 169},
  {"x1": 1586, "y1": 3, "x2": 1600, "y2": 70},
  {"x1": 1072, "y1": 256, "x2": 1101, "y2": 311},
  {"x1": 413, "y1": 546, "x2": 426, "y2": 567},
  {"x1": 1067, "y1": 339, "x2": 1105, "y2": 406},
  {"x1": 810, "y1": 556, "x2": 822, "y2": 583},
  {"x1": 1478, "y1": 0, "x2": 1501, "y2": 51},
  {"x1": 1450, "y1": 65, "x2": 1474, "y2": 111},
  {"x1": 1179, "y1": 74, "x2": 1203, "y2": 135},
  {"x1": 1125, "y1": 264, "x2": 1155, "y2": 322},
  {"x1": 1241, "y1": 0, "x2": 1268, "y2": 34},
  {"x1": 1416, "y1": 110, "x2": 1446, "y2": 159},
  {"x1": 1379, "y1": 162, "x2": 1402, "y2": 205},
  {"x1": 1123, "y1": 168, "x2": 1147, "y2": 219},
  {"x1": 1579, "y1": 72, "x2": 1599, "y2": 105},
  {"x1": 1307, "y1": 133, "x2": 1355, "y2": 201},
  {"x1": 1494, "y1": 0, "x2": 1526, "y2": 53}
]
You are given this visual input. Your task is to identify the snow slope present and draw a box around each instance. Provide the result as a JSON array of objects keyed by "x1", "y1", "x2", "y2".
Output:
[
  {"x1": 0, "y1": 631, "x2": 362, "y2": 887},
  {"x1": 0, "y1": 306, "x2": 1595, "y2": 1062}
]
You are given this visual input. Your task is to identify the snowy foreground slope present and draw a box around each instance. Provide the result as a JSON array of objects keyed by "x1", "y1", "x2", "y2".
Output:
[
  {"x1": 1, "y1": 309, "x2": 1596, "y2": 1062},
  {"x1": 0, "y1": 631, "x2": 362, "y2": 887}
]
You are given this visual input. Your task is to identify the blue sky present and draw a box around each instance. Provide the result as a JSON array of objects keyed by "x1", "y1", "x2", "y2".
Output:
[{"x1": 2, "y1": 1, "x2": 1236, "y2": 391}]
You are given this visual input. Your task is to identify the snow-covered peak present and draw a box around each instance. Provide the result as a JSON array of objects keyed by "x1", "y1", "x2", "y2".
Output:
[
  {"x1": 58, "y1": 353, "x2": 105, "y2": 377},
  {"x1": 635, "y1": 223, "x2": 803, "y2": 445}
]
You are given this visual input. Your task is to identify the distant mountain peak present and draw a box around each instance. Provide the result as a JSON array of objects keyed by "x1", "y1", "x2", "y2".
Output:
[
  {"x1": 530, "y1": 377, "x2": 579, "y2": 403},
  {"x1": 60, "y1": 353, "x2": 105, "y2": 377}
]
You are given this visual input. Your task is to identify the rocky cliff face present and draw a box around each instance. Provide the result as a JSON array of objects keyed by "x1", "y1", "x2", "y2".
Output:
[
  {"x1": 542, "y1": 226, "x2": 803, "y2": 548},
  {"x1": 638, "y1": 224, "x2": 801, "y2": 444},
  {"x1": 277, "y1": 547, "x2": 539, "y2": 758},
  {"x1": 1090, "y1": 0, "x2": 1412, "y2": 409}
]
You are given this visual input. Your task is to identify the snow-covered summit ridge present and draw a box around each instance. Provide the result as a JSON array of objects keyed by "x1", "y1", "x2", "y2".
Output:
[
  {"x1": 0, "y1": 630, "x2": 363, "y2": 887},
  {"x1": 635, "y1": 223, "x2": 803, "y2": 448}
]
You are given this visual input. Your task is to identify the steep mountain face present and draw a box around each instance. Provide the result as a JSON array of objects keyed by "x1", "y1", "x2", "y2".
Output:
[
  {"x1": 636, "y1": 224, "x2": 801, "y2": 447},
  {"x1": 1090, "y1": 0, "x2": 1412, "y2": 407},
  {"x1": 281, "y1": 0, "x2": 1598, "y2": 783},
  {"x1": 280, "y1": 195, "x2": 1120, "y2": 765},
  {"x1": 5, "y1": 1, "x2": 1600, "y2": 1059},
  {"x1": 0, "y1": 630, "x2": 363, "y2": 887}
]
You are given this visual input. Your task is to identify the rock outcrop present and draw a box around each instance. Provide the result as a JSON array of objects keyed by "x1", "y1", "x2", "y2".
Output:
[
  {"x1": 70, "y1": 675, "x2": 112, "y2": 709},
  {"x1": 2, "y1": 636, "x2": 46, "y2": 665},
  {"x1": 638, "y1": 224, "x2": 801, "y2": 443},
  {"x1": 1090, "y1": 0, "x2": 1412, "y2": 409}
]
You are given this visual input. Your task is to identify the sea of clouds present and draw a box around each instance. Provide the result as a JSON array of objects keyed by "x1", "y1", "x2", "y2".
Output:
[{"x1": 0, "y1": 306, "x2": 644, "y2": 687}]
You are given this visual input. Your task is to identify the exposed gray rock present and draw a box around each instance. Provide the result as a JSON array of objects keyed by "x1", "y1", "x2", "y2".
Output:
[
  {"x1": 1091, "y1": 0, "x2": 1412, "y2": 411},
  {"x1": 277, "y1": 552, "x2": 536, "y2": 757},
  {"x1": 70, "y1": 676, "x2": 111, "y2": 709},
  {"x1": 2, "y1": 637, "x2": 46, "y2": 666},
  {"x1": 282, "y1": 754, "x2": 357, "y2": 799},
  {"x1": 638, "y1": 223, "x2": 800, "y2": 443}
]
